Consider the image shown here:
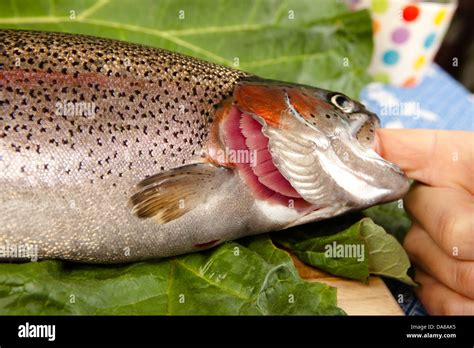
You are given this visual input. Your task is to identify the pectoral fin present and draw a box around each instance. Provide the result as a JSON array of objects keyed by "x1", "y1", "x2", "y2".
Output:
[{"x1": 130, "y1": 163, "x2": 232, "y2": 224}]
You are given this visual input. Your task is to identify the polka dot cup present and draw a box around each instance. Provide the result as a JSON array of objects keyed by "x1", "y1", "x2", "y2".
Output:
[{"x1": 348, "y1": 0, "x2": 457, "y2": 87}]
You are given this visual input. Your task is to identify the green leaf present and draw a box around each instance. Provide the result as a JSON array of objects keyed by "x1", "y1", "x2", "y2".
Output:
[
  {"x1": 0, "y1": 236, "x2": 345, "y2": 315},
  {"x1": 364, "y1": 201, "x2": 412, "y2": 244},
  {"x1": 276, "y1": 217, "x2": 370, "y2": 283},
  {"x1": 359, "y1": 218, "x2": 417, "y2": 286},
  {"x1": 0, "y1": 0, "x2": 372, "y2": 98},
  {"x1": 275, "y1": 217, "x2": 416, "y2": 285}
]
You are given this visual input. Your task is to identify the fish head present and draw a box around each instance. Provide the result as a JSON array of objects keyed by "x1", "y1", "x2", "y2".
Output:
[{"x1": 220, "y1": 78, "x2": 409, "y2": 225}]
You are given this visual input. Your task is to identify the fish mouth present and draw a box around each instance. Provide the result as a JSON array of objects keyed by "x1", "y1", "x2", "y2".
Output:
[{"x1": 222, "y1": 105, "x2": 313, "y2": 211}]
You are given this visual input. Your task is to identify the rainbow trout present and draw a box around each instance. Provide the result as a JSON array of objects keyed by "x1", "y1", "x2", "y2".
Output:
[{"x1": 0, "y1": 30, "x2": 409, "y2": 263}]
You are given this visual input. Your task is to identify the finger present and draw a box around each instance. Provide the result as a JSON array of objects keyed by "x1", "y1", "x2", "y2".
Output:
[
  {"x1": 375, "y1": 129, "x2": 474, "y2": 194},
  {"x1": 404, "y1": 183, "x2": 474, "y2": 260},
  {"x1": 404, "y1": 224, "x2": 474, "y2": 299},
  {"x1": 414, "y1": 268, "x2": 474, "y2": 315}
]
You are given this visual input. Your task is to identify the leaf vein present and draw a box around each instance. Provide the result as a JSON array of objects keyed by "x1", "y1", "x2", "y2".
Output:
[
  {"x1": 173, "y1": 259, "x2": 251, "y2": 302},
  {"x1": 76, "y1": 0, "x2": 110, "y2": 20}
]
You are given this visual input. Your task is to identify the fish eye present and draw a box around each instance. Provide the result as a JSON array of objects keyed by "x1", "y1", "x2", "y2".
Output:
[{"x1": 331, "y1": 94, "x2": 354, "y2": 113}]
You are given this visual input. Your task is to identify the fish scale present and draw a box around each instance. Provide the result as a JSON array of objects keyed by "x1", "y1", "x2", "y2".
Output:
[
  {"x1": 0, "y1": 30, "x2": 409, "y2": 263},
  {"x1": 0, "y1": 30, "x2": 247, "y2": 187}
]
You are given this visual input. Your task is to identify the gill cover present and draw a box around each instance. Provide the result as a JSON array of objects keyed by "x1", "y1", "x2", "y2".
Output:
[{"x1": 233, "y1": 79, "x2": 409, "y2": 210}]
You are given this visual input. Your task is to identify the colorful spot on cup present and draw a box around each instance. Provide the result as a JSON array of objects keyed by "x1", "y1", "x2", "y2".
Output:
[
  {"x1": 434, "y1": 9, "x2": 446, "y2": 26},
  {"x1": 403, "y1": 5, "x2": 419, "y2": 22},
  {"x1": 373, "y1": 72, "x2": 390, "y2": 84},
  {"x1": 413, "y1": 55, "x2": 426, "y2": 70},
  {"x1": 383, "y1": 50, "x2": 399, "y2": 65},
  {"x1": 373, "y1": 19, "x2": 380, "y2": 34},
  {"x1": 392, "y1": 27, "x2": 409, "y2": 44},
  {"x1": 371, "y1": 0, "x2": 389, "y2": 14},
  {"x1": 403, "y1": 76, "x2": 417, "y2": 88},
  {"x1": 424, "y1": 33, "x2": 436, "y2": 49}
]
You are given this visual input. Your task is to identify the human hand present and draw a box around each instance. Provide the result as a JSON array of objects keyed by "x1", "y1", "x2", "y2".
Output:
[{"x1": 375, "y1": 129, "x2": 474, "y2": 315}]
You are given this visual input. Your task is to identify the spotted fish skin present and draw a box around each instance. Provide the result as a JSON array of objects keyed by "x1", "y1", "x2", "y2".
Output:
[
  {"x1": 0, "y1": 30, "x2": 409, "y2": 263},
  {"x1": 0, "y1": 30, "x2": 246, "y2": 185},
  {"x1": 0, "y1": 30, "x2": 252, "y2": 262}
]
